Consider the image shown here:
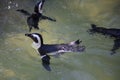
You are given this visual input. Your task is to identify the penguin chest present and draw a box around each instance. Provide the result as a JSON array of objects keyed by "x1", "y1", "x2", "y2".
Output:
[{"x1": 31, "y1": 43, "x2": 41, "y2": 55}]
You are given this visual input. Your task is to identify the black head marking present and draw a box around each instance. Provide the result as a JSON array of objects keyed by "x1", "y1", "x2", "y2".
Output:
[{"x1": 33, "y1": 33, "x2": 43, "y2": 44}]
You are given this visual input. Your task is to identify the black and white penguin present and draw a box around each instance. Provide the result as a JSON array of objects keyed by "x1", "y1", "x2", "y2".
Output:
[
  {"x1": 16, "y1": 0, "x2": 56, "y2": 32},
  {"x1": 25, "y1": 33, "x2": 85, "y2": 71}
]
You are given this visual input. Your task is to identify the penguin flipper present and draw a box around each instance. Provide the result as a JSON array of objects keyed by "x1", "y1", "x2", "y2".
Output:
[
  {"x1": 34, "y1": 0, "x2": 45, "y2": 14},
  {"x1": 16, "y1": 9, "x2": 31, "y2": 16},
  {"x1": 41, "y1": 55, "x2": 51, "y2": 71}
]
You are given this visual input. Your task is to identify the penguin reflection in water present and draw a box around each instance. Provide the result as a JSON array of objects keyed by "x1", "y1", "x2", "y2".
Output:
[
  {"x1": 17, "y1": 0, "x2": 56, "y2": 32},
  {"x1": 25, "y1": 33, "x2": 85, "y2": 71}
]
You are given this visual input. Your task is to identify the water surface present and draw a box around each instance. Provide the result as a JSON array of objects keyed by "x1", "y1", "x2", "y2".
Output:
[{"x1": 0, "y1": 0, "x2": 120, "y2": 80}]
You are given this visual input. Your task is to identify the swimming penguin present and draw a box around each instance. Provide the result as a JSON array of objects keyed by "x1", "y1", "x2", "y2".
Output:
[
  {"x1": 88, "y1": 24, "x2": 120, "y2": 55},
  {"x1": 25, "y1": 33, "x2": 85, "y2": 71},
  {"x1": 16, "y1": 0, "x2": 56, "y2": 32}
]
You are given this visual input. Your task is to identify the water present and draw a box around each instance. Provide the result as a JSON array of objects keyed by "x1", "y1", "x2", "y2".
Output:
[{"x1": 0, "y1": 0, "x2": 120, "y2": 80}]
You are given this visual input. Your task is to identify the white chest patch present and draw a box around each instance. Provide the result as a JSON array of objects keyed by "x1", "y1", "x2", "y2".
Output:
[
  {"x1": 32, "y1": 42, "x2": 40, "y2": 50},
  {"x1": 31, "y1": 42, "x2": 40, "y2": 55}
]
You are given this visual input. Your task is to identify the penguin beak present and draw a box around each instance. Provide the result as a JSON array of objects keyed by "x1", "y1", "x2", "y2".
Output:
[
  {"x1": 25, "y1": 33, "x2": 33, "y2": 38},
  {"x1": 25, "y1": 33, "x2": 30, "y2": 36}
]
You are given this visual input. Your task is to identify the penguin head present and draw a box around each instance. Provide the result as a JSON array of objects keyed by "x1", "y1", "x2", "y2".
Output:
[
  {"x1": 91, "y1": 24, "x2": 97, "y2": 29},
  {"x1": 90, "y1": 24, "x2": 97, "y2": 32},
  {"x1": 88, "y1": 24, "x2": 97, "y2": 34},
  {"x1": 25, "y1": 33, "x2": 43, "y2": 46}
]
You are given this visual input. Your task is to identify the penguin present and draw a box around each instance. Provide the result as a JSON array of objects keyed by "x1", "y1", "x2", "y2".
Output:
[
  {"x1": 25, "y1": 33, "x2": 85, "y2": 71},
  {"x1": 88, "y1": 24, "x2": 120, "y2": 55},
  {"x1": 16, "y1": 0, "x2": 56, "y2": 32}
]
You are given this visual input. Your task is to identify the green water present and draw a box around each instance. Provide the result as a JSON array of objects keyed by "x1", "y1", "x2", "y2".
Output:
[{"x1": 0, "y1": 0, "x2": 120, "y2": 80}]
